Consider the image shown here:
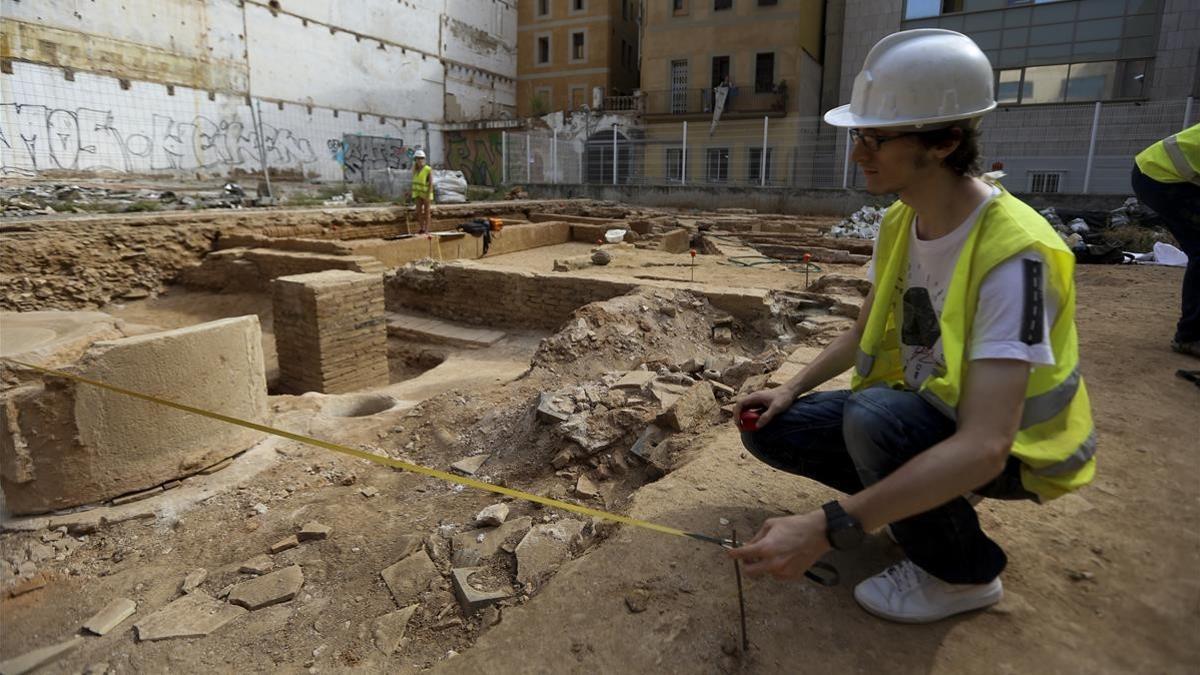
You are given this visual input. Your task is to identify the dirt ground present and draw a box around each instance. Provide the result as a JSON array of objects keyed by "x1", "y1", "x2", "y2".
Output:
[{"x1": 1, "y1": 246, "x2": 1197, "y2": 673}]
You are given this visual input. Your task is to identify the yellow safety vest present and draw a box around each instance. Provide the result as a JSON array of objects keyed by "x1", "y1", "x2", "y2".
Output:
[
  {"x1": 411, "y1": 164, "x2": 432, "y2": 200},
  {"x1": 1135, "y1": 123, "x2": 1200, "y2": 186},
  {"x1": 852, "y1": 186, "x2": 1096, "y2": 501}
]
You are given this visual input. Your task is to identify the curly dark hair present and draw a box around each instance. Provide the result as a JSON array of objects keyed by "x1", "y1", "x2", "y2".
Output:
[{"x1": 914, "y1": 122, "x2": 982, "y2": 176}]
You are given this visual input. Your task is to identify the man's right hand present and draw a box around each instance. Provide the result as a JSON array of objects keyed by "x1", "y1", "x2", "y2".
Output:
[{"x1": 733, "y1": 386, "x2": 798, "y2": 431}]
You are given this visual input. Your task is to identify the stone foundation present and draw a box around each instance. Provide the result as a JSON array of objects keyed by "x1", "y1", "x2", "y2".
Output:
[
  {"x1": 1, "y1": 316, "x2": 268, "y2": 515},
  {"x1": 273, "y1": 270, "x2": 389, "y2": 394}
]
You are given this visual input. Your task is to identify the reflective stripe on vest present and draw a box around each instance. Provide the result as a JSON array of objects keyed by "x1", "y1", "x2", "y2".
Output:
[
  {"x1": 856, "y1": 349, "x2": 874, "y2": 378},
  {"x1": 1030, "y1": 431, "x2": 1097, "y2": 477},
  {"x1": 1164, "y1": 134, "x2": 1200, "y2": 187}
]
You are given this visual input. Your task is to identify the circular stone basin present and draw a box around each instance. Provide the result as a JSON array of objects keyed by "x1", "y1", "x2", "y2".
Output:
[
  {"x1": 0, "y1": 326, "x2": 58, "y2": 356},
  {"x1": 320, "y1": 393, "x2": 398, "y2": 418}
]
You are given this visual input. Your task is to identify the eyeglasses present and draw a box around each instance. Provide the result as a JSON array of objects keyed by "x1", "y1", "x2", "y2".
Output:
[{"x1": 848, "y1": 129, "x2": 915, "y2": 152}]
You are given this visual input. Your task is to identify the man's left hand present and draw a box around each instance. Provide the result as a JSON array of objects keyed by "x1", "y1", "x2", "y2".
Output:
[{"x1": 727, "y1": 511, "x2": 831, "y2": 580}]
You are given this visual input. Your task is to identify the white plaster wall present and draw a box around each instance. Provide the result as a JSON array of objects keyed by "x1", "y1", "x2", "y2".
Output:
[
  {"x1": 244, "y1": 4, "x2": 444, "y2": 120},
  {"x1": 1, "y1": 0, "x2": 246, "y2": 64},
  {"x1": 0, "y1": 62, "x2": 439, "y2": 181}
]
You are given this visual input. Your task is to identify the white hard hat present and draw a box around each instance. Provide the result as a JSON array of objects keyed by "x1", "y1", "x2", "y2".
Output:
[
  {"x1": 413, "y1": 150, "x2": 426, "y2": 159},
  {"x1": 824, "y1": 29, "x2": 996, "y2": 129}
]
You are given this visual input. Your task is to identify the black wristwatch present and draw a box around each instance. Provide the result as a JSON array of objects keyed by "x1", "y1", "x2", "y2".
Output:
[{"x1": 822, "y1": 500, "x2": 865, "y2": 551}]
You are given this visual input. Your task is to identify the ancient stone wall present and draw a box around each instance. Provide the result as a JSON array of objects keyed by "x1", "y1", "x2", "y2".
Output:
[{"x1": 272, "y1": 271, "x2": 389, "y2": 394}]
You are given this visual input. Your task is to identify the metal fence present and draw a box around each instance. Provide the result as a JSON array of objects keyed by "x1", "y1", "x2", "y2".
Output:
[{"x1": 500, "y1": 97, "x2": 1195, "y2": 195}]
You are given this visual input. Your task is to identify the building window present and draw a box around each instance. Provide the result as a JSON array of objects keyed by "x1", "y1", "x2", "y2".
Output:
[
  {"x1": 673, "y1": 0, "x2": 687, "y2": 14},
  {"x1": 537, "y1": 36, "x2": 551, "y2": 64},
  {"x1": 995, "y1": 59, "x2": 1144, "y2": 105},
  {"x1": 570, "y1": 86, "x2": 586, "y2": 110},
  {"x1": 706, "y1": 148, "x2": 729, "y2": 183},
  {"x1": 714, "y1": 0, "x2": 732, "y2": 10},
  {"x1": 571, "y1": 31, "x2": 586, "y2": 62},
  {"x1": 623, "y1": 0, "x2": 629, "y2": 19},
  {"x1": 748, "y1": 147, "x2": 773, "y2": 184},
  {"x1": 573, "y1": 0, "x2": 585, "y2": 10},
  {"x1": 666, "y1": 148, "x2": 685, "y2": 182},
  {"x1": 758, "y1": 0, "x2": 777, "y2": 5},
  {"x1": 754, "y1": 53, "x2": 775, "y2": 93},
  {"x1": 711, "y1": 55, "x2": 730, "y2": 88},
  {"x1": 537, "y1": 0, "x2": 549, "y2": 17},
  {"x1": 1029, "y1": 171, "x2": 1063, "y2": 193},
  {"x1": 533, "y1": 86, "x2": 553, "y2": 115}
]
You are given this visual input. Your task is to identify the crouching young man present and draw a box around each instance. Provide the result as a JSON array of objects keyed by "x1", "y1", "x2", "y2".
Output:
[{"x1": 730, "y1": 29, "x2": 1096, "y2": 623}]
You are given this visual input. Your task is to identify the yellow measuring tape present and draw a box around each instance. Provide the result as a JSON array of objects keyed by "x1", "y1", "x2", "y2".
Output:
[{"x1": 4, "y1": 358, "x2": 725, "y2": 547}]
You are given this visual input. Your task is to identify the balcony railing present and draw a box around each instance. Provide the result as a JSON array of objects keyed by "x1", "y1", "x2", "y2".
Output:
[
  {"x1": 603, "y1": 95, "x2": 640, "y2": 112},
  {"x1": 643, "y1": 87, "x2": 787, "y2": 116}
]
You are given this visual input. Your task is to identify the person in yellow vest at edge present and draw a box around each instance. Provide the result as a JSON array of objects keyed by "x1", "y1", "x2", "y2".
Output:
[
  {"x1": 410, "y1": 149, "x2": 433, "y2": 234},
  {"x1": 1131, "y1": 124, "x2": 1200, "y2": 357},
  {"x1": 730, "y1": 28, "x2": 1096, "y2": 624}
]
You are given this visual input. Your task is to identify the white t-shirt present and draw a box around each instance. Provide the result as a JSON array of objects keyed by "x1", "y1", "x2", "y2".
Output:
[{"x1": 866, "y1": 187, "x2": 1057, "y2": 390}]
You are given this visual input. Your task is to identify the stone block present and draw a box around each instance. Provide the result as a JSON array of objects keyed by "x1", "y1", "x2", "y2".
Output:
[
  {"x1": 0, "y1": 637, "x2": 84, "y2": 675},
  {"x1": 658, "y1": 380, "x2": 717, "y2": 432},
  {"x1": 659, "y1": 228, "x2": 691, "y2": 253},
  {"x1": 451, "y1": 516, "x2": 533, "y2": 567},
  {"x1": 82, "y1": 598, "x2": 137, "y2": 636},
  {"x1": 0, "y1": 316, "x2": 267, "y2": 515},
  {"x1": 381, "y1": 550, "x2": 440, "y2": 607},
  {"x1": 134, "y1": 592, "x2": 246, "y2": 641},
  {"x1": 515, "y1": 520, "x2": 587, "y2": 587},
  {"x1": 451, "y1": 567, "x2": 513, "y2": 614},
  {"x1": 373, "y1": 605, "x2": 418, "y2": 655},
  {"x1": 228, "y1": 565, "x2": 304, "y2": 610}
]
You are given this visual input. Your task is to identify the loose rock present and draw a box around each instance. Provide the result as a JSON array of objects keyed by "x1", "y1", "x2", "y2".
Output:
[
  {"x1": 180, "y1": 568, "x2": 207, "y2": 594},
  {"x1": 270, "y1": 535, "x2": 300, "y2": 553},
  {"x1": 475, "y1": 504, "x2": 510, "y2": 527},
  {"x1": 380, "y1": 550, "x2": 440, "y2": 606},
  {"x1": 373, "y1": 605, "x2": 418, "y2": 655},
  {"x1": 239, "y1": 554, "x2": 275, "y2": 575},
  {"x1": 0, "y1": 637, "x2": 85, "y2": 675},
  {"x1": 298, "y1": 521, "x2": 332, "y2": 541},
  {"x1": 134, "y1": 592, "x2": 247, "y2": 641},
  {"x1": 83, "y1": 598, "x2": 137, "y2": 636},
  {"x1": 228, "y1": 565, "x2": 305, "y2": 610}
]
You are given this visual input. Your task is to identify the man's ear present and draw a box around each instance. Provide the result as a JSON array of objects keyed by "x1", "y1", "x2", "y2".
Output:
[{"x1": 932, "y1": 127, "x2": 964, "y2": 162}]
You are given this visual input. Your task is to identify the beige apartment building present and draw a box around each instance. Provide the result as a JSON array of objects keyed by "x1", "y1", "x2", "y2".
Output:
[
  {"x1": 516, "y1": 0, "x2": 641, "y2": 117},
  {"x1": 639, "y1": 0, "x2": 826, "y2": 186}
]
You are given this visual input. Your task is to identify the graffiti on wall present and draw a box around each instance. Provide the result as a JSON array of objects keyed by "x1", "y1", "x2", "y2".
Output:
[
  {"x1": 333, "y1": 134, "x2": 411, "y2": 182},
  {"x1": 0, "y1": 103, "x2": 319, "y2": 176},
  {"x1": 445, "y1": 130, "x2": 501, "y2": 186}
]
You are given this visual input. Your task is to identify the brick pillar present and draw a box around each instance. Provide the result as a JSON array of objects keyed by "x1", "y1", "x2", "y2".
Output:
[{"x1": 273, "y1": 270, "x2": 389, "y2": 394}]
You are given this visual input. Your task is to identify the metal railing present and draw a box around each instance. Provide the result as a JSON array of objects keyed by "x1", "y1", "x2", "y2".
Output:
[
  {"x1": 641, "y1": 88, "x2": 787, "y2": 116},
  {"x1": 602, "y1": 95, "x2": 640, "y2": 113}
]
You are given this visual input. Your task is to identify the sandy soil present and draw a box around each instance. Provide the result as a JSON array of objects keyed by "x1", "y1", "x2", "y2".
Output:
[{"x1": 1, "y1": 263, "x2": 1196, "y2": 674}]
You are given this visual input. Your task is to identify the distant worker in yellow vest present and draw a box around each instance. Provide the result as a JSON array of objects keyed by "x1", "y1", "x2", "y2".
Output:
[
  {"x1": 410, "y1": 149, "x2": 433, "y2": 234},
  {"x1": 1131, "y1": 124, "x2": 1200, "y2": 357},
  {"x1": 730, "y1": 29, "x2": 1095, "y2": 624}
]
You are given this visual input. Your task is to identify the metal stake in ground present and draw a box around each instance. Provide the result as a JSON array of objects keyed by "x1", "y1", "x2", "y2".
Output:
[
  {"x1": 690, "y1": 248, "x2": 697, "y2": 282},
  {"x1": 732, "y1": 529, "x2": 749, "y2": 654},
  {"x1": 802, "y1": 252, "x2": 812, "y2": 288}
]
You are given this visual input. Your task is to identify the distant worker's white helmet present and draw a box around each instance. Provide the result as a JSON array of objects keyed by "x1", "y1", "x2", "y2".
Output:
[
  {"x1": 824, "y1": 29, "x2": 996, "y2": 129},
  {"x1": 414, "y1": 150, "x2": 426, "y2": 159}
]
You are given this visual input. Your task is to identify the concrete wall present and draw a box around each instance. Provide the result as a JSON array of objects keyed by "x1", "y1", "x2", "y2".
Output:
[
  {"x1": 0, "y1": 0, "x2": 518, "y2": 178},
  {"x1": 1, "y1": 316, "x2": 267, "y2": 514}
]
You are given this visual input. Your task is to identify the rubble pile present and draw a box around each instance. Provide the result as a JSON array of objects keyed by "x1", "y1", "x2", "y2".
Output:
[
  {"x1": 1, "y1": 183, "x2": 256, "y2": 218},
  {"x1": 531, "y1": 288, "x2": 767, "y2": 379},
  {"x1": 830, "y1": 204, "x2": 888, "y2": 239}
]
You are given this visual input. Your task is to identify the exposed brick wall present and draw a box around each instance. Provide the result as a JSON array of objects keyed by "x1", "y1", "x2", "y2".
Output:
[
  {"x1": 385, "y1": 262, "x2": 774, "y2": 331},
  {"x1": 272, "y1": 271, "x2": 389, "y2": 394}
]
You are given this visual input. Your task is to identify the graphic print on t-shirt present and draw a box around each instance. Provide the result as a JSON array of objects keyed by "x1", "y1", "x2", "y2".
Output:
[{"x1": 902, "y1": 286, "x2": 943, "y2": 385}]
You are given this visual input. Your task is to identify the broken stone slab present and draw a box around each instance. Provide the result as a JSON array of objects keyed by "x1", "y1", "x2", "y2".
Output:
[
  {"x1": 381, "y1": 550, "x2": 440, "y2": 607},
  {"x1": 475, "y1": 503, "x2": 510, "y2": 527},
  {"x1": 515, "y1": 520, "x2": 588, "y2": 587},
  {"x1": 536, "y1": 392, "x2": 575, "y2": 423},
  {"x1": 629, "y1": 424, "x2": 670, "y2": 463},
  {"x1": 451, "y1": 516, "x2": 533, "y2": 567},
  {"x1": 228, "y1": 565, "x2": 304, "y2": 610},
  {"x1": 270, "y1": 535, "x2": 300, "y2": 553},
  {"x1": 450, "y1": 454, "x2": 488, "y2": 476},
  {"x1": 719, "y1": 357, "x2": 766, "y2": 389},
  {"x1": 575, "y1": 475, "x2": 600, "y2": 499},
  {"x1": 83, "y1": 598, "x2": 137, "y2": 636},
  {"x1": 373, "y1": 605, "x2": 418, "y2": 655},
  {"x1": 180, "y1": 568, "x2": 207, "y2": 594},
  {"x1": 612, "y1": 370, "x2": 656, "y2": 390},
  {"x1": 0, "y1": 637, "x2": 85, "y2": 675},
  {"x1": 239, "y1": 554, "x2": 274, "y2": 575},
  {"x1": 134, "y1": 591, "x2": 247, "y2": 641},
  {"x1": 111, "y1": 486, "x2": 163, "y2": 506},
  {"x1": 649, "y1": 379, "x2": 692, "y2": 410},
  {"x1": 360, "y1": 486, "x2": 379, "y2": 498},
  {"x1": 658, "y1": 380, "x2": 718, "y2": 432},
  {"x1": 451, "y1": 567, "x2": 513, "y2": 614},
  {"x1": 298, "y1": 521, "x2": 331, "y2": 541}
]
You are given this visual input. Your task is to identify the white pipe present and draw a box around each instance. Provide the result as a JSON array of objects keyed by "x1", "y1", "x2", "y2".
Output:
[
  {"x1": 552, "y1": 131, "x2": 558, "y2": 184},
  {"x1": 501, "y1": 131, "x2": 508, "y2": 184},
  {"x1": 681, "y1": 121, "x2": 688, "y2": 186},
  {"x1": 525, "y1": 133, "x2": 531, "y2": 184},
  {"x1": 612, "y1": 125, "x2": 618, "y2": 186},
  {"x1": 760, "y1": 116, "x2": 768, "y2": 188},
  {"x1": 1082, "y1": 101, "x2": 1101, "y2": 194},
  {"x1": 841, "y1": 130, "x2": 852, "y2": 189}
]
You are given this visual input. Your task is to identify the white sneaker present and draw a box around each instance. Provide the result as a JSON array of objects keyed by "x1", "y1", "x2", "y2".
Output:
[{"x1": 853, "y1": 560, "x2": 1003, "y2": 624}]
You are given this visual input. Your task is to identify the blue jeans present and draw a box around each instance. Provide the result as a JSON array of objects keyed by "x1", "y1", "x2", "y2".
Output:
[{"x1": 741, "y1": 387, "x2": 1032, "y2": 584}]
